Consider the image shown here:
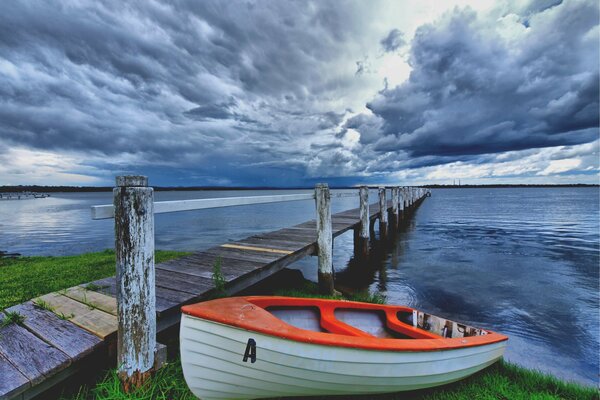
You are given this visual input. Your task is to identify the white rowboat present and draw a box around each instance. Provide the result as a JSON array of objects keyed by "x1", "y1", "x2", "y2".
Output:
[{"x1": 180, "y1": 296, "x2": 508, "y2": 399}]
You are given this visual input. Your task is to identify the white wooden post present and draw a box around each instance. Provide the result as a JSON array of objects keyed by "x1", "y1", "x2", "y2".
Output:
[
  {"x1": 378, "y1": 187, "x2": 388, "y2": 239},
  {"x1": 398, "y1": 186, "x2": 405, "y2": 221},
  {"x1": 356, "y1": 186, "x2": 370, "y2": 258},
  {"x1": 391, "y1": 187, "x2": 399, "y2": 231},
  {"x1": 114, "y1": 176, "x2": 156, "y2": 392},
  {"x1": 315, "y1": 183, "x2": 334, "y2": 294}
]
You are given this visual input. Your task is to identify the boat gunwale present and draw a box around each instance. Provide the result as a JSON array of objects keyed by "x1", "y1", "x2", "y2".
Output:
[{"x1": 181, "y1": 296, "x2": 508, "y2": 352}]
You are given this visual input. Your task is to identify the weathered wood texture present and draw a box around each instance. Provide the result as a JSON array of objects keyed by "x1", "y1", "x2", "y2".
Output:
[
  {"x1": 62, "y1": 286, "x2": 118, "y2": 316},
  {"x1": 0, "y1": 353, "x2": 29, "y2": 400},
  {"x1": 0, "y1": 313, "x2": 70, "y2": 386},
  {"x1": 33, "y1": 293, "x2": 117, "y2": 339},
  {"x1": 315, "y1": 184, "x2": 334, "y2": 294},
  {"x1": 7, "y1": 302, "x2": 103, "y2": 360},
  {"x1": 114, "y1": 176, "x2": 156, "y2": 387},
  {"x1": 378, "y1": 187, "x2": 388, "y2": 239},
  {"x1": 355, "y1": 186, "x2": 370, "y2": 257}
]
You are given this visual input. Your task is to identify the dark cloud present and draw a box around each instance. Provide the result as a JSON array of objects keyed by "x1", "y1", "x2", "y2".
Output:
[
  {"x1": 359, "y1": 2, "x2": 598, "y2": 162},
  {"x1": 0, "y1": 0, "x2": 370, "y2": 173},
  {"x1": 0, "y1": 0, "x2": 598, "y2": 186},
  {"x1": 380, "y1": 29, "x2": 405, "y2": 52}
]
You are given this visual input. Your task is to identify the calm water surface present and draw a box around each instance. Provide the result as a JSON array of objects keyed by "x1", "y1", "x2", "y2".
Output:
[{"x1": 1, "y1": 188, "x2": 598, "y2": 385}]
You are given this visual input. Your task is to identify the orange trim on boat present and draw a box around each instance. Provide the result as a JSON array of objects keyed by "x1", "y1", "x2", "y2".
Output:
[{"x1": 181, "y1": 296, "x2": 508, "y2": 352}]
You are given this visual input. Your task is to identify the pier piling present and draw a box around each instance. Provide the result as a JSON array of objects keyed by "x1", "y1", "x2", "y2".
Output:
[
  {"x1": 391, "y1": 187, "x2": 399, "y2": 232},
  {"x1": 354, "y1": 186, "x2": 370, "y2": 259},
  {"x1": 114, "y1": 176, "x2": 156, "y2": 392},
  {"x1": 315, "y1": 183, "x2": 334, "y2": 294},
  {"x1": 378, "y1": 187, "x2": 388, "y2": 240}
]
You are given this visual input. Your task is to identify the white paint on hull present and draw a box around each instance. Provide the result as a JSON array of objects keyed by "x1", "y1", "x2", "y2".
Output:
[{"x1": 180, "y1": 315, "x2": 506, "y2": 400}]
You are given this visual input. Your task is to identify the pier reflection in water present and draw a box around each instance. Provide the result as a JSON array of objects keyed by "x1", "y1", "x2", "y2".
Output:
[{"x1": 292, "y1": 187, "x2": 598, "y2": 387}]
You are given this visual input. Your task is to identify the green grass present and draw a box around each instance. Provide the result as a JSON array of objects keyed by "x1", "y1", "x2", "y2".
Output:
[
  {"x1": 1, "y1": 252, "x2": 593, "y2": 400},
  {"x1": 0, "y1": 310, "x2": 24, "y2": 327},
  {"x1": 0, "y1": 249, "x2": 190, "y2": 310},
  {"x1": 62, "y1": 358, "x2": 597, "y2": 400}
]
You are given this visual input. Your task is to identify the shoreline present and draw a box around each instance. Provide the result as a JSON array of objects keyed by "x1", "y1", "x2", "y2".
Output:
[
  {"x1": 0, "y1": 184, "x2": 598, "y2": 193},
  {"x1": 1, "y1": 251, "x2": 597, "y2": 398}
]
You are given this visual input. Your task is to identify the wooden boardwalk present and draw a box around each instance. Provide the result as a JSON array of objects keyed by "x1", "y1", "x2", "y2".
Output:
[{"x1": 0, "y1": 198, "x2": 425, "y2": 400}]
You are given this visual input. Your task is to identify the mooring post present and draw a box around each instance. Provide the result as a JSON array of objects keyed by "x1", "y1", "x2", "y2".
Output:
[
  {"x1": 391, "y1": 187, "x2": 399, "y2": 231},
  {"x1": 401, "y1": 187, "x2": 407, "y2": 219},
  {"x1": 378, "y1": 187, "x2": 388, "y2": 240},
  {"x1": 355, "y1": 185, "x2": 370, "y2": 258},
  {"x1": 315, "y1": 183, "x2": 334, "y2": 294},
  {"x1": 114, "y1": 175, "x2": 156, "y2": 392}
]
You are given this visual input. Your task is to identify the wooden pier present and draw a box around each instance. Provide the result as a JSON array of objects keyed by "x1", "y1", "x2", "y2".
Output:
[{"x1": 0, "y1": 180, "x2": 429, "y2": 399}]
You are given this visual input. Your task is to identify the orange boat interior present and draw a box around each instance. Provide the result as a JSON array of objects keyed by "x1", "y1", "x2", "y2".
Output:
[{"x1": 181, "y1": 296, "x2": 508, "y2": 351}]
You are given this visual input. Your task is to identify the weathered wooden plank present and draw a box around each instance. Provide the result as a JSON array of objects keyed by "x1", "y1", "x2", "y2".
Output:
[
  {"x1": 203, "y1": 247, "x2": 280, "y2": 264},
  {"x1": 7, "y1": 302, "x2": 103, "y2": 361},
  {"x1": 154, "y1": 268, "x2": 214, "y2": 295},
  {"x1": 0, "y1": 312, "x2": 70, "y2": 385},
  {"x1": 229, "y1": 238, "x2": 312, "y2": 252},
  {"x1": 174, "y1": 253, "x2": 264, "y2": 274},
  {"x1": 224, "y1": 245, "x2": 316, "y2": 295},
  {"x1": 62, "y1": 286, "x2": 118, "y2": 315},
  {"x1": 34, "y1": 293, "x2": 117, "y2": 340},
  {"x1": 0, "y1": 352, "x2": 30, "y2": 400},
  {"x1": 154, "y1": 286, "x2": 197, "y2": 315},
  {"x1": 220, "y1": 243, "x2": 293, "y2": 255},
  {"x1": 244, "y1": 232, "x2": 315, "y2": 244},
  {"x1": 84, "y1": 274, "x2": 185, "y2": 316},
  {"x1": 255, "y1": 231, "x2": 317, "y2": 242},
  {"x1": 85, "y1": 277, "x2": 117, "y2": 297}
]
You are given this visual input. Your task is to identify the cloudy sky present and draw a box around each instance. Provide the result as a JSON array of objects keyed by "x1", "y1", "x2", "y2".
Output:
[{"x1": 0, "y1": 0, "x2": 598, "y2": 187}]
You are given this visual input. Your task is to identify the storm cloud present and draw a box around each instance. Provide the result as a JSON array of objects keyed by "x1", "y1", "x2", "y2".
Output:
[
  {"x1": 0, "y1": 0, "x2": 598, "y2": 186},
  {"x1": 359, "y1": 2, "x2": 599, "y2": 161}
]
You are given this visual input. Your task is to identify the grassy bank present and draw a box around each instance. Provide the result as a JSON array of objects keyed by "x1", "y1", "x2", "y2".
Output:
[
  {"x1": 0, "y1": 249, "x2": 190, "y2": 309},
  {"x1": 63, "y1": 357, "x2": 597, "y2": 400},
  {"x1": 0, "y1": 254, "x2": 595, "y2": 399},
  {"x1": 62, "y1": 281, "x2": 596, "y2": 400}
]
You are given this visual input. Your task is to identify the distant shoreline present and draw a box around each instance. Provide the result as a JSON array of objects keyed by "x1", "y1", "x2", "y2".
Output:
[{"x1": 0, "y1": 183, "x2": 598, "y2": 192}]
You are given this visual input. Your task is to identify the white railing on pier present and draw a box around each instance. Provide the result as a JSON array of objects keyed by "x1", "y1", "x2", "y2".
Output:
[
  {"x1": 92, "y1": 193, "x2": 313, "y2": 219},
  {"x1": 92, "y1": 191, "x2": 362, "y2": 219}
]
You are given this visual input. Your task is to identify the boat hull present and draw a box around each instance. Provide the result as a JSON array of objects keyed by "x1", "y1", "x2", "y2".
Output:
[{"x1": 180, "y1": 314, "x2": 506, "y2": 400}]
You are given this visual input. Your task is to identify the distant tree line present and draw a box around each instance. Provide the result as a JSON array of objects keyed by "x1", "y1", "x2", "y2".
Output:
[{"x1": 0, "y1": 183, "x2": 597, "y2": 193}]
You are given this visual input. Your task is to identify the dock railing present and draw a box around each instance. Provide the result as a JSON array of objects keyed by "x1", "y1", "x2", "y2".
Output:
[{"x1": 91, "y1": 176, "x2": 429, "y2": 390}]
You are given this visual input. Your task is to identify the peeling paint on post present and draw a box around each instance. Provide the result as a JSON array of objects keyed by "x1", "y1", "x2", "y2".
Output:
[
  {"x1": 315, "y1": 183, "x2": 334, "y2": 294},
  {"x1": 391, "y1": 187, "x2": 399, "y2": 232},
  {"x1": 378, "y1": 187, "x2": 388, "y2": 240},
  {"x1": 355, "y1": 186, "x2": 369, "y2": 258},
  {"x1": 398, "y1": 187, "x2": 405, "y2": 223},
  {"x1": 114, "y1": 176, "x2": 156, "y2": 392}
]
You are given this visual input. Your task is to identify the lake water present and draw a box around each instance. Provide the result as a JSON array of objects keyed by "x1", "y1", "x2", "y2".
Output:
[{"x1": 1, "y1": 187, "x2": 598, "y2": 386}]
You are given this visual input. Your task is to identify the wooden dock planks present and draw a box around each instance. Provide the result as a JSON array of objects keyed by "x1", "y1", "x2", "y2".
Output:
[
  {"x1": 0, "y1": 353, "x2": 30, "y2": 400},
  {"x1": 0, "y1": 313, "x2": 70, "y2": 386},
  {"x1": 33, "y1": 293, "x2": 117, "y2": 340},
  {"x1": 0, "y1": 199, "x2": 408, "y2": 400},
  {"x1": 6, "y1": 302, "x2": 103, "y2": 360},
  {"x1": 61, "y1": 286, "x2": 118, "y2": 316}
]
